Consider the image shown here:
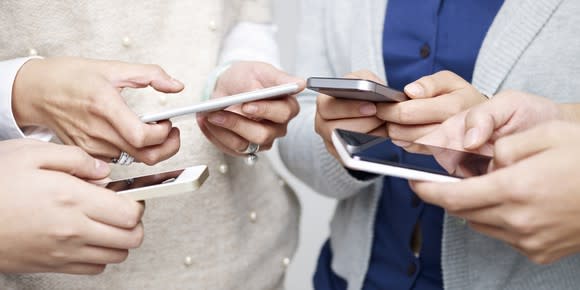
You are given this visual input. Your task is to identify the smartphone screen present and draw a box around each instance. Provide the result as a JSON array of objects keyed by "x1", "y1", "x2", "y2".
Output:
[
  {"x1": 335, "y1": 129, "x2": 492, "y2": 178},
  {"x1": 105, "y1": 169, "x2": 184, "y2": 191}
]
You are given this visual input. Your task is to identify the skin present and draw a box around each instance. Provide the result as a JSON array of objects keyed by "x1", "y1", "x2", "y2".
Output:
[
  {"x1": 12, "y1": 57, "x2": 183, "y2": 165},
  {"x1": 197, "y1": 61, "x2": 305, "y2": 156},
  {"x1": 376, "y1": 70, "x2": 487, "y2": 144},
  {"x1": 0, "y1": 139, "x2": 144, "y2": 274},
  {"x1": 412, "y1": 121, "x2": 580, "y2": 265},
  {"x1": 314, "y1": 70, "x2": 387, "y2": 159}
]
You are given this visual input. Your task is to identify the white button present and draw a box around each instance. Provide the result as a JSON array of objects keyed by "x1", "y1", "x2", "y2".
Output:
[
  {"x1": 458, "y1": 218, "x2": 467, "y2": 225},
  {"x1": 218, "y1": 164, "x2": 229, "y2": 174},
  {"x1": 158, "y1": 94, "x2": 168, "y2": 106},
  {"x1": 122, "y1": 36, "x2": 132, "y2": 47},
  {"x1": 28, "y1": 48, "x2": 38, "y2": 56},
  {"x1": 249, "y1": 211, "x2": 257, "y2": 223},
  {"x1": 244, "y1": 154, "x2": 258, "y2": 166},
  {"x1": 277, "y1": 178, "x2": 286, "y2": 187},
  {"x1": 282, "y1": 257, "x2": 291, "y2": 267},
  {"x1": 184, "y1": 256, "x2": 193, "y2": 267},
  {"x1": 208, "y1": 20, "x2": 218, "y2": 31}
]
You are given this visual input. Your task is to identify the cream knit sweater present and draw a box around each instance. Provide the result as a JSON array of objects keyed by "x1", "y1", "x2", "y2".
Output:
[{"x1": 0, "y1": 1, "x2": 298, "y2": 289}]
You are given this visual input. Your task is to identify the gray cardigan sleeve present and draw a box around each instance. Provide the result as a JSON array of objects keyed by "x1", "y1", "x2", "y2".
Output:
[{"x1": 277, "y1": 0, "x2": 377, "y2": 200}]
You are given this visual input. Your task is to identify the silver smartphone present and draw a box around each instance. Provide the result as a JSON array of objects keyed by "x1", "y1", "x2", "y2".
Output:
[
  {"x1": 332, "y1": 129, "x2": 492, "y2": 182},
  {"x1": 140, "y1": 83, "x2": 300, "y2": 123},
  {"x1": 307, "y1": 77, "x2": 408, "y2": 102},
  {"x1": 105, "y1": 165, "x2": 209, "y2": 200}
]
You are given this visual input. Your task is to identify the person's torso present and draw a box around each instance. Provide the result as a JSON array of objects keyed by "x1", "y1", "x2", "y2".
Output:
[{"x1": 0, "y1": 1, "x2": 299, "y2": 289}]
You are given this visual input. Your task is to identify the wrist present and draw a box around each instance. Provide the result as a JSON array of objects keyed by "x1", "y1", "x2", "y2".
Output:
[{"x1": 12, "y1": 58, "x2": 45, "y2": 127}]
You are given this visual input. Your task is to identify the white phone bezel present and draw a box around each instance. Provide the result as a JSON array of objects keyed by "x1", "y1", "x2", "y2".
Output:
[
  {"x1": 115, "y1": 165, "x2": 209, "y2": 200},
  {"x1": 331, "y1": 130, "x2": 460, "y2": 183},
  {"x1": 140, "y1": 83, "x2": 300, "y2": 123}
]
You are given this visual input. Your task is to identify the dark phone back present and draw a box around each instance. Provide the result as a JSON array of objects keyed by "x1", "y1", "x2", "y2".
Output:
[{"x1": 307, "y1": 77, "x2": 408, "y2": 102}]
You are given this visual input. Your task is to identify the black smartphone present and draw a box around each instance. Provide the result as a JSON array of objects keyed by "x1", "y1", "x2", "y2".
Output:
[{"x1": 307, "y1": 77, "x2": 409, "y2": 102}]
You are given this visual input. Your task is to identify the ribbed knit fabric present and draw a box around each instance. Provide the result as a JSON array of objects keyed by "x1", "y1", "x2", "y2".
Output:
[{"x1": 279, "y1": 0, "x2": 580, "y2": 289}]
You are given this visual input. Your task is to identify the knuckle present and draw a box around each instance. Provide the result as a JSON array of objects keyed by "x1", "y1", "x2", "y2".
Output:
[
  {"x1": 54, "y1": 192, "x2": 78, "y2": 207},
  {"x1": 505, "y1": 213, "x2": 533, "y2": 234},
  {"x1": 112, "y1": 250, "x2": 130, "y2": 263},
  {"x1": 87, "y1": 265, "x2": 107, "y2": 275},
  {"x1": 529, "y1": 254, "x2": 552, "y2": 265},
  {"x1": 128, "y1": 224, "x2": 145, "y2": 248},
  {"x1": 127, "y1": 126, "x2": 147, "y2": 148},
  {"x1": 396, "y1": 105, "x2": 413, "y2": 124},
  {"x1": 139, "y1": 150, "x2": 160, "y2": 165},
  {"x1": 254, "y1": 127, "x2": 275, "y2": 145},
  {"x1": 50, "y1": 226, "x2": 80, "y2": 243},
  {"x1": 441, "y1": 195, "x2": 462, "y2": 212},
  {"x1": 517, "y1": 236, "x2": 544, "y2": 253},
  {"x1": 124, "y1": 202, "x2": 143, "y2": 228}
]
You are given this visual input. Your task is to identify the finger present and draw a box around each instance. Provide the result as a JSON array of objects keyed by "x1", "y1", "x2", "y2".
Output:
[
  {"x1": 74, "y1": 182, "x2": 145, "y2": 229},
  {"x1": 130, "y1": 127, "x2": 181, "y2": 165},
  {"x1": 468, "y1": 221, "x2": 518, "y2": 245},
  {"x1": 28, "y1": 143, "x2": 110, "y2": 180},
  {"x1": 317, "y1": 94, "x2": 377, "y2": 119},
  {"x1": 55, "y1": 263, "x2": 106, "y2": 275},
  {"x1": 206, "y1": 111, "x2": 284, "y2": 146},
  {"x1": 387, "y1": 123, "x2": 439, "y2": 142},
  {"x1": 74, "y1": 246, "x2": 129, "y2": 265},
  {"x1": 204, "y1": 121, "x2": 254, "y2": 154},
  {"x1": 83, "y1": 221, "x2": 144, "y2": 250},
  {"x1": 103, "y1": 61, "x2": 184, "y2": 94},
  {"x1": 375, "y1": 96, "x2": 465, "y2": 125},
  {"x1": 409, "y1": 173, "x2": 504, "y2": 211},
  {"x1": 241, "y1": 96, "x2": 300, "y2": 124},
  {"x1": 315, "y1": 115, "x2": 385, "y2": 143},
  {"x1": 249, "y1": 62, "x2": 306, "y2": 90},
  {"x1": 403, "y1": 70, "x2": 469, "y2": 99},
  {"x1": 107, "y1": 99, "x2": 174, "y2": 148},
  {"x1": 463, "y1": 100, "x2": 513, "y2": 150},
  {"x1": 491, "y1": 125, "x2": 557, "y2": 168}
]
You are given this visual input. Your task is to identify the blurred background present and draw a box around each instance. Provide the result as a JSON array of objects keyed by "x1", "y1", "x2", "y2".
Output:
[{"x1": 271, "y1": 1, "x2": 338, "y2": 290}]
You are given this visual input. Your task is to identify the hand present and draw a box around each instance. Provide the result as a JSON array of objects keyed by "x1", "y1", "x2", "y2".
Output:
[
  {"x1": 413, "y1": 90, "x2": 566, "y2": 160},
  {"x1": 411, "y1": 121, "x2": 580, "y2": 264},
  {"x1": 315, "y1": 70, "x2": 387, "y2": 159},
  {"x1": 376, "y1": 71, "x2": 487, "y2": 144},
  {"x1": 0, "y1": 139, "x2": 145, "y2": 274},
  {"x1": 12, "y1": 57, "x2": 184, "y2": 165},
  {"x1": 197, "y1": 61, "x2": 304, "y2": 156}
]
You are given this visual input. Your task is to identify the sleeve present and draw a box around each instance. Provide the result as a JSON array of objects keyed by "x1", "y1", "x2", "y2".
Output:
[
  {"x1": 276, "y1": 0, "x2": 378, "y2": 200},
  {"x1": 0, "y1": 57, "x2": 53, "y2": 141}
]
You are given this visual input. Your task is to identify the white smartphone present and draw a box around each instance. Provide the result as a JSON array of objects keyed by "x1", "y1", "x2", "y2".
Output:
[
  {"x1": 331, "y1": 129, "x2": 492, "y2": 182},
  {"x1": 105, "y1": 165, "x2": 209, "y2": 200},
  {"x1": 307, "y1": 77, "x2": 408, "y2": 102},
  {"x1": 140, "y1": 83, "x2": 301, "y2": 123}
]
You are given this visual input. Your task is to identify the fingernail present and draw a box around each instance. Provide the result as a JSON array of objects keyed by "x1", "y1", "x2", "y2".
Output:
[
  {"x1": 243, "y1": 104, "x2": 259, "y2": 114},
  {"x1": 171, "y1": 78, "x2": 183, "y2": 87},
  {"x1": 463, "y1": 128, "x2": 480, "y2": 149},
  {"x1": 405, "y1": 83, "x2": 424, "y2": 98},
  {"x1": 359, "y1": 103, "x2": 377, "y2": 116},
  {"x1": 208, "y1": 113, "x2": 226, "y2": 125}
]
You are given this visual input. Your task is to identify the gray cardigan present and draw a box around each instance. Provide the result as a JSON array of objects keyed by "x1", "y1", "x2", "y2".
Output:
[{"x1": 279, "y1": 0, "x2": 580, "y2": 289}]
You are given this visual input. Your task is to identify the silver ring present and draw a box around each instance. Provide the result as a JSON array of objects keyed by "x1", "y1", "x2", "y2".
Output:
[
  {"x1": 241, "y1": 143, "x2": 260, "y2": 155},
  {"x1": 112, "y1": 151, "x2": 135, "y2": 166}
]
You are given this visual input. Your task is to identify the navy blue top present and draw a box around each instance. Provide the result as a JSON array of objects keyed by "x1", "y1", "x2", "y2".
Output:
[{"x1": 313, "y1": 1, "x2": 504, "y2": 289}]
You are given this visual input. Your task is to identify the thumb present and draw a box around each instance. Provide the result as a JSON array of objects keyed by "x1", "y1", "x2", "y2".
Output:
[
  {"x1": 32, "y1": 143, "x2": 111, "y2": 180},
  {"x1": 404, "y1": 70, "x2": 469, "y2": 99},
  {"x1": 257, "y1": 63, "x2": 306, "y2": 91},
  {"x1": 105, "y1": 61, "x2": 184, "y2": 93},
  {"x1": 462, "y1": 97, "x2": 515, "y2": 150}
]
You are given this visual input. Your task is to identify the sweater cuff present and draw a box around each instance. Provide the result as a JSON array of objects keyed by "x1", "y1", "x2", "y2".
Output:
[{"x1": 315, "y1": 133, "x2": 379, "y2": 200}]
